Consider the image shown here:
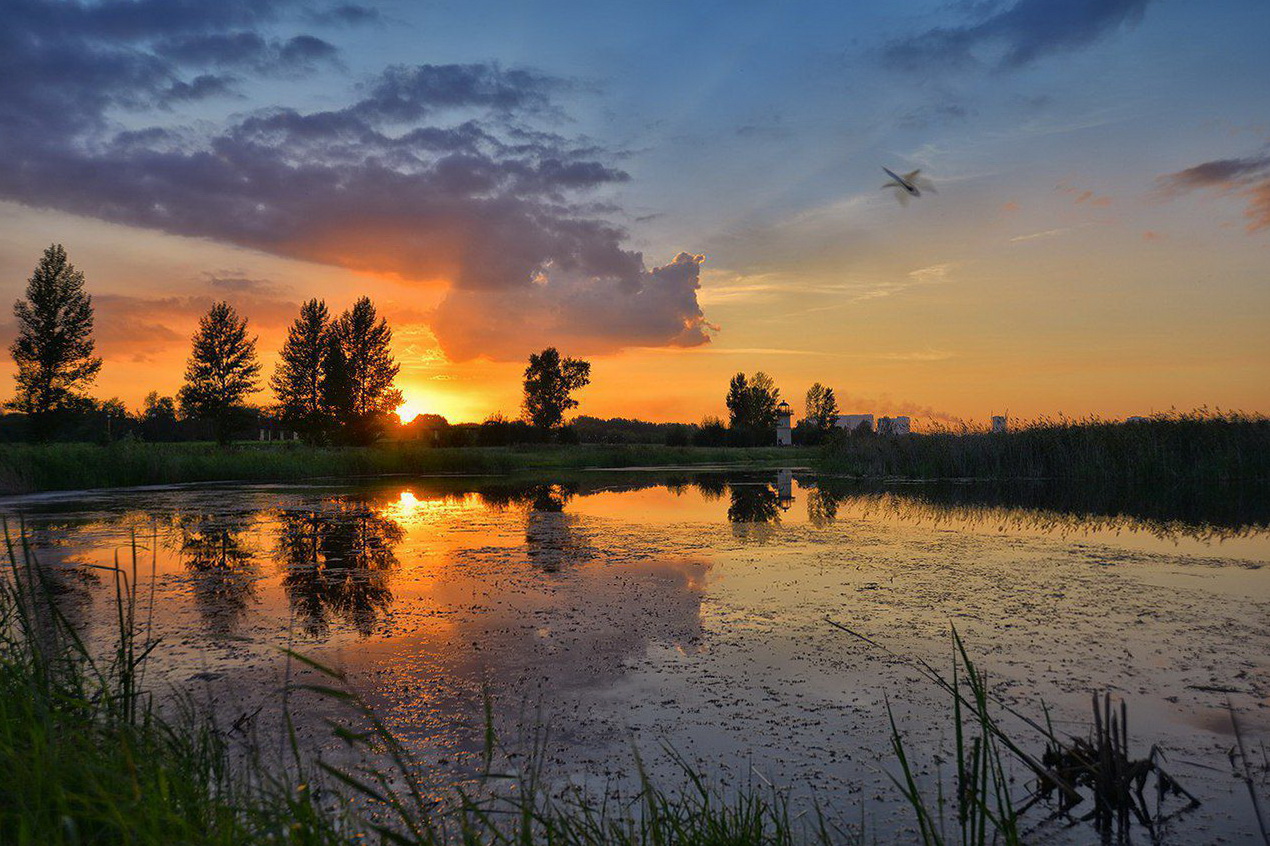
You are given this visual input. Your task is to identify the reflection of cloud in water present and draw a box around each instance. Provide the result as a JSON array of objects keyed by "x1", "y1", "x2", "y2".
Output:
[{"x1": 355, "y1": 551, "x2": 710, "y2": 755}]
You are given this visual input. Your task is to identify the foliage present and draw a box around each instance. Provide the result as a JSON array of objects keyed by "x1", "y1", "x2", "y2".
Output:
[
  {"x1": 804, "y1": 382, "x2": 838, "y2": 431},
  {"x1": 7, "y1": 244, "x2": 102, "y2": 434},
  {"x1": 522, "y1": 347, "x2": 591, "y2": 429},
  {"x1": 726, "y1": 372, "x2": 781, "y2": 431},
  {"x1": 271, "y1": 298, "x2": 332, "y2": 441},
  {"x1": 177, "y1": 302, "x2": 261, "y2": 445},
  {"x1": 323, "y1": 297, "x2": 402, "y2": 444}
]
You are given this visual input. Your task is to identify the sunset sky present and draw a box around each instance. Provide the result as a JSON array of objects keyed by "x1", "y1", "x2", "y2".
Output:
[{"x1": 2, "y1": 0, "x2": 1267, "y2": 426}]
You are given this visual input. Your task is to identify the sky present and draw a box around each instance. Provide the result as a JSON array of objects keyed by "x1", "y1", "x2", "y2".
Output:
[{"x1": 1, "y1": 0, "x2": 1267, "y2": 427}]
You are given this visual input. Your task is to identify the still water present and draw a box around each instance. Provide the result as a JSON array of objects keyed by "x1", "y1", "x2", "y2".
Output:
[{"x1": 4, "y1": 471, "x2": 1268, "y2": 843}]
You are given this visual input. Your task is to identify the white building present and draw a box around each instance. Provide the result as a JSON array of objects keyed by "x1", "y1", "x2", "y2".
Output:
[
  {"x1": 776, "y1": 400, "x2": 793, "y2": 446},
  {"x1": 877, "y1": 416, "x2": 911, "y2": 435},
  {"x1": 991, "y1": 415, "x2": 1008, "y2": 433},
  {"x1": 835, "y1": 413, "x2": 874, "y2": 433}
]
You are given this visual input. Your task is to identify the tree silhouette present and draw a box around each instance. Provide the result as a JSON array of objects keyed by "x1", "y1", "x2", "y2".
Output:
[
  {"x1": 805, "y1": 382, "x2": 839, "y2": 431},
  {"x1": 8, "y1": 244, "x2": 102, "y2": 435},
  {"x1": 178, "y1": 301, "x2": 261, "y2": 444},
  {"x1": 272, "y1": 298, "x2": 331, "y2": 441},
  {"x1": 323, "y1": 297, "x2": 402, "y2": 444},
  {"x1": 522, "y1": 347, "x2": 590, "y2": 430},
  {"x1": 725, "y1": 371, "x2": 780, "y2": 431}
]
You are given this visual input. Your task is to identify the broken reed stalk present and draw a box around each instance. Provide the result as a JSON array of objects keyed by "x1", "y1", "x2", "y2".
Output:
[
  {"x1": 827, "y1": 617, "x2": 1204, "y2": 841},
  {"x1": 1230, "y1": 700, "x2": 1270, "y2": 845}
]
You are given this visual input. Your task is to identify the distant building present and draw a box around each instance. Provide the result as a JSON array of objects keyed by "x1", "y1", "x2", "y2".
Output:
[
  {"x1": 776, "y1": 400, "x2": 792, "y2": 446},
  {"x1": 835, "y1": 413, "x2": 874, "y2": 433},
  {"x1": 877, "y1": 416, "x2": 911, "y2": 436},
  {"x1": 991, "y1": 415, "x2": 1008, "y2": 434},
  {"x1": 1125, "y1": 416, "x2": 1149, "y2": 423}
]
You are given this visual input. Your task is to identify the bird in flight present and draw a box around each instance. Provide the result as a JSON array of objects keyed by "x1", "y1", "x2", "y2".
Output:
[{"x1": 882, "y1": 167, "x2": 935, "y2": 206}]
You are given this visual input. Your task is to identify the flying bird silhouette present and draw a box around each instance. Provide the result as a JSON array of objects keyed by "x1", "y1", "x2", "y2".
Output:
[{"x1": 882, "y1": 167, "x2": 936, "y2": 206}]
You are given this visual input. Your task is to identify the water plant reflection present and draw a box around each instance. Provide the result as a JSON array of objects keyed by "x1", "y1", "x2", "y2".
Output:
[{"x1": 276, "y1": 500, "x2": 403, "y2": 638}]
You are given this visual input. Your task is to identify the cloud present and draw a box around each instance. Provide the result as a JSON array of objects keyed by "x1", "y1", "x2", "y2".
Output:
[
  {"x1": 0, "y1": 1, "x2": 710, "y2": 358},
  {"x1": 430, "y1": 252, "x2": 714, "y2": 361},
  {"x1": 883, "y1": 0, "x2": 1152, "y2": 72},
  {"x1": 1155, "y1": 152, "x2": 1270, "y2": 233}
]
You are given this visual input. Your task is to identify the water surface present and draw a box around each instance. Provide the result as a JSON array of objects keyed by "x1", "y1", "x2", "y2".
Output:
[{"x1": 4, "y1": 471, "x2": 1268, "y2": 843}]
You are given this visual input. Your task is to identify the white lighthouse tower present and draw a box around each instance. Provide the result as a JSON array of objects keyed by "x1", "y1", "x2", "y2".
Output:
[{"x1": 776, "y1": 400, "x2": 792, "y2": 446}]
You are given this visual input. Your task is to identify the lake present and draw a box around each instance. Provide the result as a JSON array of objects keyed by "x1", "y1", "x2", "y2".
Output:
[{"x1": 3, "y1": 470, "x2": 1268, "y2": 843}]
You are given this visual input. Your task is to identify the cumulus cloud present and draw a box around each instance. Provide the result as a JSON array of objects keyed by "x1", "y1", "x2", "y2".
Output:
[
  {"x1": 431, "y1": 252, "x2": 715, "y2": 361},
  {"x1": 1155, "y1": 152, "x2": 1270, "y2": 233},
  {"x1": 883, "y1": 0, "x2": 1152, "y2": 72},
  {"x1": 0, "y1": 0, "x2": 711, "y2": 360}
]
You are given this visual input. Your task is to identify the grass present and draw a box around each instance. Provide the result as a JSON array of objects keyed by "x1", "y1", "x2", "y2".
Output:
[
  {"x1": 818, "y1": 410, "x2": 1270, "y2": 483},
  {"x1": 0, "y1": 441, "x2": 813, "y2": 495}
]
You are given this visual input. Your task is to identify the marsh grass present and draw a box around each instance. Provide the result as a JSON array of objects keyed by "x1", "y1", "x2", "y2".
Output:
[
  {"x1": 819, "y1": 410, "x2": 1270, "y2": 483},
  {"x1": 0, "y1": 442, "x2": 810, "y2": 495},
  {"x1": 0, "y1": 525, "x2": 837, "y2": 845}
]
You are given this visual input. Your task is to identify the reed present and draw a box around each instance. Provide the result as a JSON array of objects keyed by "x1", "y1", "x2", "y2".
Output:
[{"x1": 818, "y1": 410, "x2": 1270, "y2": 483}]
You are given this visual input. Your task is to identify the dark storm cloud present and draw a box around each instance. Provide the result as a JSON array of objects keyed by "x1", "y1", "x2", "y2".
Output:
[
  {"x1": 1156, "y1": 152, "x2": 1270, "y2": 233},
  {"x1": 0, "y1": 0, "x2": 712, "y2": 359},
  {"x1": 883, "y1": 0, "x2": 1152, "y2": 72}
]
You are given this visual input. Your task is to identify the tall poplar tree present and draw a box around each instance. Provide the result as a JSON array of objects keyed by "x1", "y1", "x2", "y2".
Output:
[
  {"x1": 272, "y1": 299, "x2": 331, "y2": 440},
  {"x1": 178, "y1": 302, "x2": 261, "y2": 445},
  {"x1": 9, "y1": 244, "x2": 102, "y2": 434}
]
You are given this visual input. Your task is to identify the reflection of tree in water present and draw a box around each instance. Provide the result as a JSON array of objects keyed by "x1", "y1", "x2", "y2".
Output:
[
  {"x1": 694, "y1": 474, "x2": 728, "y2": 501},
  {"x1": 805, "y1": 487, "x2": 839, "y2": 527},
  {"x1": 276, "y1": 502, "x2": 403, "y2": 638},
  {"x1": 522, "y1": 483, "x2": 591, "y2": 573},
  {"x1": 179, "y1": 513, "x2": 257, "y2": 637},
  {"x1": 727, "y1": 483, "x2": 781, "y2": 542}
]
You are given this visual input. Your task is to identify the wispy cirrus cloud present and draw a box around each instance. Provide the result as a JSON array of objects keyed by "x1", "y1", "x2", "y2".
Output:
[{"x1": 883, "y1": 0, "x2": 1152, "y2": 72}]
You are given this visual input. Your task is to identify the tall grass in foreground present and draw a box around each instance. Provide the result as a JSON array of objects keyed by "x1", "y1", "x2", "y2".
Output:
[
  {"x1": 0, "y1": 529, "x2": 836, "y2": 845},
  {"x1": 0, "y1": 442, "x2": 809, "y2": 495},
  {"x1": 819, "y1": 410, "x2": 1270, "y2": 482}
]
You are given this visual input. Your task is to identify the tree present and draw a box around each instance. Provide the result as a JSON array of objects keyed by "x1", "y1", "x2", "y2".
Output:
[
  {"x1": 805, "y1": 382, "x2": 839, "y2": 431},
  {"x1": 8, "y1": 244, "x2": 103, "y2": 434},
  {"x1": 522, "y1": 347, "x2": 591, "y2": 430},
  {"x1": 323, "y1": 297, "x2": 402, "y2": 443},
  {"x1": 178, "y1": 301, "x2": 261, "y2": 444},
  {"x1": 272, "y1": 299, "x2": 331, "y2": 441},
  {"x1": 725, "y1": 371, "x2": 780, "y2": 431},
  {"x1": 140, "y1": 391, "x2": 179, "y2": 441}
]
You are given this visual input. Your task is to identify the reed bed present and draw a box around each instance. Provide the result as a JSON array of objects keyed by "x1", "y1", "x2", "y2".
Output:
[{"x1": 819, "y1": 410, "x2": 1270, "y2": 483}]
